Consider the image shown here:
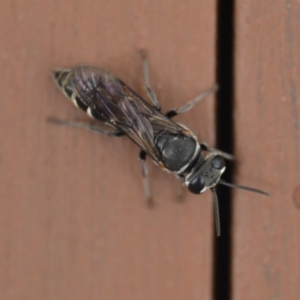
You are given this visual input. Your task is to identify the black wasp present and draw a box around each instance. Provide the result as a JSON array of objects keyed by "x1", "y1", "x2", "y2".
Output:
[{"x1": 51, "y1": 53, "x2": 268, "y2": 236}]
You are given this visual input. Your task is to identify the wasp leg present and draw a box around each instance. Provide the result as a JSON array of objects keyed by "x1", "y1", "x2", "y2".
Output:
[
  {"x1": 140, "y1": 50, "x2": 161, "y2": 111},
  {"x1": 48, "y1": 118, "x2": 124, "y2": 137},
  {"x1": 165, "y1": 85, "x2": 219, "y2": 118},
  {"x1": 139, "y1": 150, "x2": 153, "y2": 207},
  {"x1": 200, "y1": 143, "x2": 234, "y2": 161},
  {"x1": 176, "y1": 179, "x2": 186, "y2": 203}
]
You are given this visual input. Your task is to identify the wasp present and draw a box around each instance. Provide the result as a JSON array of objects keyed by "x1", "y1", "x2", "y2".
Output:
[{"x1": 51, "y1": 53, "x2": 268, "y2": 236}]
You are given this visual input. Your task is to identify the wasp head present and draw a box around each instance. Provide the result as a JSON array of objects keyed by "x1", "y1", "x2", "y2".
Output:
[{"x1": 186, "y1": 154, "x2": 226, "y2": 194}]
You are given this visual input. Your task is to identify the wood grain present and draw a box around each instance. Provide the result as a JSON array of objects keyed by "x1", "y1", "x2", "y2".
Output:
[
  {"x1": 233, "y1": 1, "x2": 300, "y2": 299},
  {"x1": 0, "y1": 1, "x2": 217, "y2": 299}
]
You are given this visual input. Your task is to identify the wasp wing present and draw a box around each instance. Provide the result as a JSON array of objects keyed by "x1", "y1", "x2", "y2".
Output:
[{"x1": 70, "y1": 66, "x2": 185, "y2": 162}]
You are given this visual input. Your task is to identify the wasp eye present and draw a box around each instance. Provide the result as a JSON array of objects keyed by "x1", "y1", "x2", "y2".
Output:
[
  {"x1": 211, "y1": 155, "x2": 225, "y2": 170},
  {"x1": 188, "y1": 175, "x2": 206, "y2": 194}
]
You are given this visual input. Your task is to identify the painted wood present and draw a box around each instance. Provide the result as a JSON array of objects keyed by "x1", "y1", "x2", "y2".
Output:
[
  {"x1": 0, "y1": 1, "x2": 217, "y2": 299},
  {"x1": 232, "y1": 1, "x2": 300, "y2": 299}
]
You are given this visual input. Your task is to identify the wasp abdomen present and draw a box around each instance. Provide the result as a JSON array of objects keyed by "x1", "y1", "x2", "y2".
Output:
[
  {"x1": 52, "y1": 70, "x2": 90, "y2": 112},
  {"x1": 52, "y1": 69, "x2": 109, "y2": 124}
]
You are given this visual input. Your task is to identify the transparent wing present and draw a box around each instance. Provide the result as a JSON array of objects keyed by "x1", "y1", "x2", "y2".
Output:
[{"x1": 70, "y1": 66, "x2": 185, "y2": 162}]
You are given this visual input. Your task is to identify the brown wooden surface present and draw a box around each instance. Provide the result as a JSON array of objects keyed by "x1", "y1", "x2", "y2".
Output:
[
  {"x1": 0, "y1": 1, "x2": 217, "y2": 299},
  {"x1": 233, "y1": 1, "x2": 300, "y2": 299}
]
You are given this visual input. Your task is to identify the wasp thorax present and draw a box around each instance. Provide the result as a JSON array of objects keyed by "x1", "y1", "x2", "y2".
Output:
[{"x1": 155, "y1": 132, "x2": 197, "y2": 172}]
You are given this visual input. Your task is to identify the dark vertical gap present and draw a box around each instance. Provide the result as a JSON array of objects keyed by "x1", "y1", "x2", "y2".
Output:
[{"x1": 213, "y1": 0, "x2": 234, "y2": 300}]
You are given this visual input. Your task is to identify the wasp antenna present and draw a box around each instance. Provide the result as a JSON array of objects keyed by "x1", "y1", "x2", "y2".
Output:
[
  {"x1": 211, "y1": 188, "x2": 221, "y2": 237},
  {"x1": 219, "y1": 180, "x2": 269, "y2": 196},
  {"x1": 139, "y1": 49, "x2": 148, "y2": 59}
]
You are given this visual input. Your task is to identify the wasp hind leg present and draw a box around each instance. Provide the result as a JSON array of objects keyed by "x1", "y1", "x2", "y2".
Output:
[
  {"x1": 140, "y1": 50, "x2": 161, "y2": 111},
  {"x1": 139, "y1": 150, "x2": 154, "y2": 207},
  {"x1": 48, "y1": 118, "x2": 125, "y2": 137}
]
